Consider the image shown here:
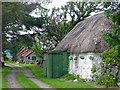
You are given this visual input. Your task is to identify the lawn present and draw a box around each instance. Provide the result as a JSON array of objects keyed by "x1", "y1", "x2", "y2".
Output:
[
  {"x1": 1, "y1": 66, "x2": 11, "y2": 89},
  {"x1": 16, "y1": 69, "x2": 40, "y2": 88},
  {"x1": 17, "y1": 64, "x2": 100, "y2": 88}
]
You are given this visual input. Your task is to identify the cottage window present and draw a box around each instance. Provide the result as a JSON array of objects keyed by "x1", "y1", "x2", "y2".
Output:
[
  {"x1": 28, "y1": 56, "x2": 30, "y2": 59},
  {"x1": 32, "y1": 56, "x2": 36, "y2": 60}
]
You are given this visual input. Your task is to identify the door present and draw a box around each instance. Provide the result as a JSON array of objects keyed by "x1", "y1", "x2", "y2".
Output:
[{"x1": 52, "y1": 53, "x2": 63, "y2": 78}]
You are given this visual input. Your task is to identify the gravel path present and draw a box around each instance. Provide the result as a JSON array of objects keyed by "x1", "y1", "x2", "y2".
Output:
[
  {"x1": 5, "y1": 64, "x2": 23, "y2": 88},
  {"x1": 6, "y1": 63, "x2": 55, "y2": 89}
]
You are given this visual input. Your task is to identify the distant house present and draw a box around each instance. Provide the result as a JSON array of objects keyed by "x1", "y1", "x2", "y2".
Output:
[
  {"x1": 16, "y1": 47, "x2": 40, "y2": 64},
  {"x1": 24, "y1": 51, "x2": 40, "y2": 64},
  {"x1": 21, "y1": 49, "x2": 30, "y2": 64}
]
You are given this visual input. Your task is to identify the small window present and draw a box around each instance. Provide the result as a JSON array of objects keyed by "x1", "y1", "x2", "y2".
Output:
[
  {"x1": 28, "y1": 56, "x2": 30, "y2": 59},
  {"x1": 32, "y1": 56, "x2": 36, "y2": 60}
]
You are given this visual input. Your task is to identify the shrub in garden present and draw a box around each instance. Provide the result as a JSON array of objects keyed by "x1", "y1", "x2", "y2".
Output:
[
  {"x1": 92, "y1": 47, "x2": 120, "y2": 87},
  {"x1": 60, "y1": 74, "x2": 86, "y2": 82},
  {"x1": 91, "y1": 3, "x2": 120, "y2": 87},
  {"x1": 60, "y1": 74, "x2": 76, "y2": 80}
]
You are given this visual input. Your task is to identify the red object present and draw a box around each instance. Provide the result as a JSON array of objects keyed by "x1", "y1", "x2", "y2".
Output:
[
  {"x1": 19, "y1": 49, "x2": 29, "y2": 56},
  {"x1": 24, "y1": 51, "x2": 33, "y2": 57},
  {"x1": 16, "y1": 48, "x2": 26, "y2": 56}
]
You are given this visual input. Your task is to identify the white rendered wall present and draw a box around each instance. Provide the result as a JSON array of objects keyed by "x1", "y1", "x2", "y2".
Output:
[{"x1": 68, "y1": 53, "x2": 102, "y2": 80}]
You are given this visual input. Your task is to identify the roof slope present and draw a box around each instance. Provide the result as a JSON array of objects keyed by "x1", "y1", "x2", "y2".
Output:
[
  {"x1": 20, "y1": 49, "x2": 29, "y2": 56},
  {"x1": 24, "y1": 51, "x2": 33, "y2": 57},
  {"x1": 54, "y1": 13, "x2": 113, "y2": 53},
  {"x1": 16, "y1": 48, "x2": 26, "y2": 56}
]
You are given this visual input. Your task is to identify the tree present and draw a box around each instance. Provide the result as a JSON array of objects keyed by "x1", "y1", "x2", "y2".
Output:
[
  {"x1": 2, "y1": 1, "x2": 102, "y2": 62},
  {"x1": 2, "y1": 51, "x2": 9, "y2": 61},
  {"x1": 2, "y1": 2, "x2": 47, "y2": 61},
  {"x1": 92, "y1": 2, "x2": 120, "y2": 87},
  {"x1": 31, "y1": 33, "x2": 54, "y2": 59},
  {"x1": 30, "y1": 1, "x2": 103, "y2": 59},
  {"x1": 61, "y1": 2, "x2": 102, "y2": 30},
  {"x1": 37, "y1": 1, "x2": 102, "y2": 49}
]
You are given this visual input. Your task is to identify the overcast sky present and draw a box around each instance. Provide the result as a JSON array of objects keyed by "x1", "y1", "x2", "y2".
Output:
[
  {"x1": 30, "y1": 0, "x2": 102, "y2": 17},
  {"x1": 30, "y1": 0, "x2": 70, "y2": 17},
  {"x1": 46, "y1": 0, "x2": 70, "y2": 9}
]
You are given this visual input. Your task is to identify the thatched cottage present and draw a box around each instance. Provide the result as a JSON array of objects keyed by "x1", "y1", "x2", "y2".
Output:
[{"x1": 54, "y1": 13, "x2": 113, "y2": 80}]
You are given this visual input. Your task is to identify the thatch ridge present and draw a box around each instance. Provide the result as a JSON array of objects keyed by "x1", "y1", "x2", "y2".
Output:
[{"x1": 54, "y1": 13, "x2": 113, "y2": 53}]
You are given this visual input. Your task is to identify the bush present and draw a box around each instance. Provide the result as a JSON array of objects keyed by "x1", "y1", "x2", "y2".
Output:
[
  {"x1": 94, "y1": 72, "x2": 118, "y2": 87},
  {"x1": 91, "y1": 64, "x2": 96, "y2": 73},
  {"x1": 60, "y1": 74, "x2": 85, "y2": 82},
  {"x1": 92, "y1": 47, "x2": 120, "y2": 87},
  {"x1": 61, "y1": 74, "x2": 76, "y2": 80},
  {"x1": 96, "y1": 7, "x2": 120, "y2": 88}
]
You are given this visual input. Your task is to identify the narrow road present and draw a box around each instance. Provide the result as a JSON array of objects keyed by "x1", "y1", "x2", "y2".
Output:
[
  {"x1": 5, "y1": 64, "x2": 22, "y2": 88},
  {"x1": 5, "y1": 63, "x2": 55, "y2": 89}
]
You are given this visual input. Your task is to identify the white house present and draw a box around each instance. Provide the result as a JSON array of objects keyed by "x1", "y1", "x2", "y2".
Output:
[{"x1": 54, "y1": 13, "x2": 114, "y2": 80}]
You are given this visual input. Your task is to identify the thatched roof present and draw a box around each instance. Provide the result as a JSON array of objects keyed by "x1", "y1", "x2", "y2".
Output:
[{"x1": 54, "y1": 13, "x2": 113, "y2": 53}]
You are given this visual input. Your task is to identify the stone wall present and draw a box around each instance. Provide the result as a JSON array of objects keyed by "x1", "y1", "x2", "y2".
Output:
[{"x1": 68, "y1": 53, "x2": 102, "y2": 80}]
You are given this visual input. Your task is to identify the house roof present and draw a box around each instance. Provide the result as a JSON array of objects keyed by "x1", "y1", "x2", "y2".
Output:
[
  {"x1": 24, "y1": 51, "x2": 33, "y2": 57},
  {"x1": 20, "y1": 49, "x2": 29, "y2": 56},
  {"x1": 16, "y1": 48, "x2": 26, "y2": 56},
  {"x1": 54, "y1": 13, "x2": 113, "y2": 53}
]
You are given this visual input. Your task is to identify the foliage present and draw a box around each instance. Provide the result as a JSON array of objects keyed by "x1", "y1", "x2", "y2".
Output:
[
  {"x1": 92, "y1": 48, "x2": 119, "y2": 87},
  {"x1": 91, "y1": 64, "x2": 96, "y2": 74},
  {"x1": 92, "y1": 2, "x2": 120, "y2": 87},
  {"x1": 31, "y1": 33, "x2": 53, "y2": 59},
  {"x1": 2, "y1": 2, "x2": 25, "y2": 28},
  {"x1": 60, "y1": 74, "x2": 76, "y2": 80},
  {"x1": 102, "y1": 10, "x2": 120, "y2": 48},
  {"x1": 61, "y1": 2, "x2": 101, "y2": 24},
  {"x1": 32, "y1": 1, "x2": 102, "y2": 58},
  {"x1": 45, "y1": 1, "x2": 102, "y2": 40},
  {"x1": 2, "y1": 1, "x2": 103, "y2": 62},
  {"x1": 2, "y1": 51, "x2": 9, "y2": 61},
  {"x1": 5, "y1": 36, "x2": 34, "y2": 61},
  {"x1": 2, "y1": 2, "x2": 47, "y2": 61},
  {"x1": 94, "y1": 72, "x2": 118, "y2": 87},
  {"x1": 31, "y1": 42, "x2": 43, "y2": 58},
  {"x1": 2, "y1": 2, "x2": 25, "y2": 55},
  {"x1": 60, "y1": 73, "x2": 86, "y2": 82}
]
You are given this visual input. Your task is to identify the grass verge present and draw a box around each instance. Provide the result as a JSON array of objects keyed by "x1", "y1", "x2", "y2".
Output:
[
  {"x1": 7, "y1": 62, "x2": 118, "y2": 88},
  {"x1": 17, "y1": 64, "x2": 97, "y2": 88},
  {"x1": 16, "y1": 68, "x2": 40, "y2": 88},
  {"x1": 1, "y1": 66, "x2": 11, "y2": 89}
]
